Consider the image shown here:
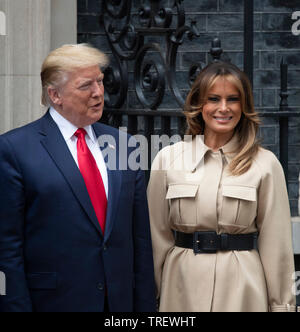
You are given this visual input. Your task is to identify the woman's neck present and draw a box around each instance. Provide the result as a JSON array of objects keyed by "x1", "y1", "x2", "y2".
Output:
[{"x1": 204, "y1": 130, "x2": 234, "y2": 152}]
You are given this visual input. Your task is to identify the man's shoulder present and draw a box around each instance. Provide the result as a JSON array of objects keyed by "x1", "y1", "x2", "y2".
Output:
[
  {"x1": 0, "y1": 117, "x2": 43, "y2": 143},
  {"x1": 0, "y1": 117, "x2": 45, "y2": 160},
  {"x1": 93, "y1": 122, "x2": 131, "y2": 140}
]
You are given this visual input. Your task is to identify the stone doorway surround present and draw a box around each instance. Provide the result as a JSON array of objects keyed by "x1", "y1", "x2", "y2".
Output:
[{"x1": 0, "y1": 0, "x2": 76, "y2": 134}]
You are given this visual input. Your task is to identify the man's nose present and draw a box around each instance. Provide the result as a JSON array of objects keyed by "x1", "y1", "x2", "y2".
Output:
[{"x1": 91, "y1": 81, "x2": 103, "y2": 97}]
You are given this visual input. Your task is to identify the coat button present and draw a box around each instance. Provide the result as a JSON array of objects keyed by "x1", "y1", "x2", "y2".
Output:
[
  {"x1": 97, "y1": 283, "x2": 104, "y2": 291},
  {"x1": 103, "y1": 244, "x2": 108, "y2": 251}
]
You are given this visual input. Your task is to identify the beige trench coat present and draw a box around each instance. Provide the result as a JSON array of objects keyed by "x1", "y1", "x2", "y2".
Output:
[{"x1": 147, "y1": 135, "x2": 296, "y2": 312}]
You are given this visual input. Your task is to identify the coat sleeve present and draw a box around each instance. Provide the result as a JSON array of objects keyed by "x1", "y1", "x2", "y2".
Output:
[
  {"x1": 255, "y1": 151, "x2": 296, "y2": 312},
  {"x1": 147, "y1": 148, "x2": 175, "y2": 300},
  {"x1": 132, "y1": 167, "x2": 156, "y2": 312},
  {"x1": 0, "y1": 136, "x2": 33, "y2": 312}
]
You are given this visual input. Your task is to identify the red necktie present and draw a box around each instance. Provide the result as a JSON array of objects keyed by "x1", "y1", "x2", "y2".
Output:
[{"x1": 75, "y1": 128, "x2": 107, "y2": 234}]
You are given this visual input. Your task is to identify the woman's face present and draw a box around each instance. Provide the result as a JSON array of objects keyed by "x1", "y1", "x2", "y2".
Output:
[{"x1": 202, "y1": 76, "x2": 242, "y2": 138}]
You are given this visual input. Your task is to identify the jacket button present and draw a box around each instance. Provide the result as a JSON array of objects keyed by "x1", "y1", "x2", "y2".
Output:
[
  {"x1": 103, "y1": 244, "x2": 108, "y2": 251},
  {"x1": 97, "y1": 283, "x2": 104, "y2": 291}
]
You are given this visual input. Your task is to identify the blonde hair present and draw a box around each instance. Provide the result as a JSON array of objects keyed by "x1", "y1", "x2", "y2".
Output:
[
  {"x1": 184, "y1": 61, "x2": 261, "y2": 176},
  {"x1": 40, "y1": 44, "x2": 109, "y2": 106}
]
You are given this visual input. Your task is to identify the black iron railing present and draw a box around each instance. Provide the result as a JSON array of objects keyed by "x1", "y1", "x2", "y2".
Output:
[{"x1": 101, "y1": 0, "x2": 300, "y2": 185}]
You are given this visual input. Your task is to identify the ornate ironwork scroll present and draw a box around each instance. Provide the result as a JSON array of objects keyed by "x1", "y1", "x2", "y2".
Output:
[{"x1": 102, "y1": 0, "x2": 207, "y2": 111}]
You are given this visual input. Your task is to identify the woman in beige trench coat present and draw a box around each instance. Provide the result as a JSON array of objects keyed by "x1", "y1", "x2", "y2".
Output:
[{"x1": 147, "y1": 61, "x2": 296, "y2": 312}]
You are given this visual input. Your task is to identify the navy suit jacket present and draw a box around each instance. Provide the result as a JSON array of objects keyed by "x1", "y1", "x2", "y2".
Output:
[{"x1": 0, "y1": 112, "x2": 156, "y2": 312}]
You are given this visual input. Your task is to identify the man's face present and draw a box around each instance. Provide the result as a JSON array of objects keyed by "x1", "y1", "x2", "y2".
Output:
[{"x1": 52, "y1": 65, "x2": 105, "y2": 128}]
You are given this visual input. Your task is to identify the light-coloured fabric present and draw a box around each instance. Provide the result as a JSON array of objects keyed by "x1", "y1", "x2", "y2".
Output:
[
  {"x1": 147, "y1": 135, "x2": 296, "y2": 312},
  {"x1": 49, "y1": 107, "x2": 108, "y2": 197}
]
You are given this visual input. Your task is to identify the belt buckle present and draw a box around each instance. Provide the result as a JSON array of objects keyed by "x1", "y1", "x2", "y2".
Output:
[{"x1": 193, "y1": 231, "x2": 218, "y2": 254}]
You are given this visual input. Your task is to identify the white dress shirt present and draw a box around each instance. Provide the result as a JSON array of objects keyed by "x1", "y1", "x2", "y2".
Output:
[{"x1": 49, "y1": 107, "x2": 108, "y2": 197}]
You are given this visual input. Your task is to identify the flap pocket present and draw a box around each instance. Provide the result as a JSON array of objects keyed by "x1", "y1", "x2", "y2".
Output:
[
  {"x1": 222, "y1": 185, "x2": 257, "y2": 202},
  {"x1": 166, "y1": 184, "x2": 198, "y2": 200},
  {"x1": 26, "y1": 272, "x2": 57, "y2": 290}
]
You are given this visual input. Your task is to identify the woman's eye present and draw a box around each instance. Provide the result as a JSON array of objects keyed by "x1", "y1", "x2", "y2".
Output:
[
  {"x1": 207, "y1": 97, "x2": 219, "y2": 102},
  {"x1": 228, "y1": 97, "x2": 240, "y2": 102}
]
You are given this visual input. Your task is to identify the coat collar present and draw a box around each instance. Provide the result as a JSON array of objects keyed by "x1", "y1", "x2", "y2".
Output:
[
  {"x1": 220, "y1": 133, "x2": 240, "y2": 164},
  {"x1": 183, "y1": 133, "x2": 239, "y2": 172}
]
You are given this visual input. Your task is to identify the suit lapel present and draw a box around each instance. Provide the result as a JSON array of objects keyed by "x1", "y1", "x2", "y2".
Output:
[
  {"x1": 39, "y1": 112, "x2": 103, "y2": 236},
  {"x1": 92, "y1": 123, "x2": 122, "y2": 242}
]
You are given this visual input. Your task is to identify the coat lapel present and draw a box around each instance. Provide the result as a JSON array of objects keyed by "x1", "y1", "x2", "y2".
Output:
[
  {"x1": 104, "y1": 167, "x2": 122, "y2": 242},
  {"x1": 92, "y1": 123, "x2": 122, "y2": 242},
  {"x1": 39, "y1": 112, "x2": 103, "y2": 236}
]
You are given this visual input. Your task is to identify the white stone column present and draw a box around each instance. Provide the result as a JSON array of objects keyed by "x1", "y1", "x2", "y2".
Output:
[
  {"x1": 0, "y1": 10, "x2": 6, "y2": 36},
  {"x1": 298, "y1": 172, "x2": 300, "y2": 217},
  {"x1": 0, "y1": 0, "x2": 51, "y2": 134},
  {"x1": 51, "y1": 0, "x2": 77, "y2": 51},
  {"x1": 0, "y1": 0, "x2": 77, "y2": 134}
]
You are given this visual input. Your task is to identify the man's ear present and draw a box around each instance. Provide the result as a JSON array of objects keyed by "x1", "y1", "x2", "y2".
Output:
[{"x1": 47, "y1": 86, "x2": 62, "y2": 106}]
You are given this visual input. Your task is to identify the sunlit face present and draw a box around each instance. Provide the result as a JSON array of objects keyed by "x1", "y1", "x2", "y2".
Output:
[
  {"x1": 49, "y1": 65, "x2": 105, "y2": 128},
  {"x1": 202, "y1": 77, "x2": 242, "y2": 138}
]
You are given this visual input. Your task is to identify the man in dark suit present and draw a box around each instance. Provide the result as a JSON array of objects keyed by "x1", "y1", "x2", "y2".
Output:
[{"x1": 0, "y1": 44, "x2": 156, "y2": 312}]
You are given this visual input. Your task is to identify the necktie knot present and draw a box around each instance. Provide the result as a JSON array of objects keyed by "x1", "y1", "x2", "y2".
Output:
[{"x1": 75, "y1": 128, "x2": 87, "y2": 139}]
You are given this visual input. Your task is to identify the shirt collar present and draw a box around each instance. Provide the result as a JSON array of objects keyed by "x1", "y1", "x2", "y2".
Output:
[
  {"x1": 183, "y1": 133, "x2": 239, "y2": 171},
  {"x1": 181, "y1": 135, "x2": 208, "y2": 172},
  {"x1": 220, "y1": 133, "x2": 239, "y2": 164},
  {"x1": 49, "y1": 107, "x2": 96, "y2": 143}
]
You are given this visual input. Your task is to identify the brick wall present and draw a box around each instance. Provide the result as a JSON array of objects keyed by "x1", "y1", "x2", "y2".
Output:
[{"x1": 78, "y1": 0, "x2": 300, "y2": 216}]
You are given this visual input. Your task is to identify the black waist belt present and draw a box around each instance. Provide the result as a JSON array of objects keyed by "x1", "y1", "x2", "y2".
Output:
[{"x1": 173, "y1": 230, "x2": 258, "y2": 254}]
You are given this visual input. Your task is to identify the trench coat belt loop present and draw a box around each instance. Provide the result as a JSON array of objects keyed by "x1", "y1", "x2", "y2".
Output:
[{"x1": 173, "y1": 230, "x2": 258, "y2": 254}]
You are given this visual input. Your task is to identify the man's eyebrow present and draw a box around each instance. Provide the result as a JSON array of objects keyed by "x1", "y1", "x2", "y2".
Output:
[
  {"x1": 78, "y1": 75, "x2": 104, "y2": 84},
  {"x1": 78, "y1": 78, "x2": 92, "y2": 84}
]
